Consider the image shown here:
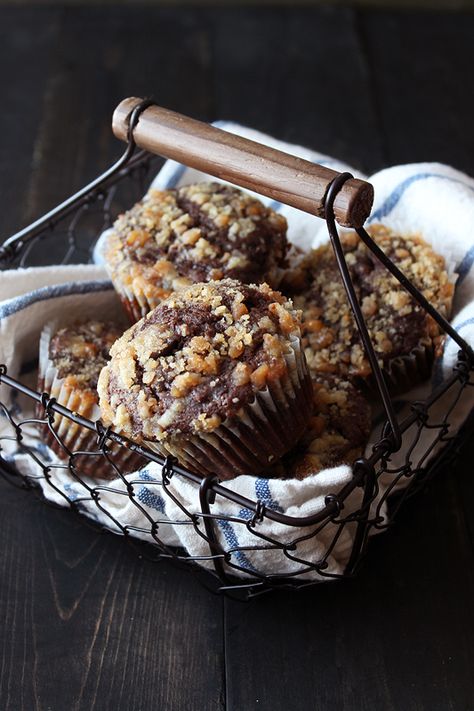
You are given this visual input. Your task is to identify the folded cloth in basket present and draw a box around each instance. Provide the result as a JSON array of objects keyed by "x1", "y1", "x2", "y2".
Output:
[{"x1": 2, "y1": 123, "x2": 474, "y2": 582}]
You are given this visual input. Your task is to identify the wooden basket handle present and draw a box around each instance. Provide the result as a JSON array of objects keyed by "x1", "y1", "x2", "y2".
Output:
[{"x1": 112, "y1": 97, "x2": 374, "y2": 228}]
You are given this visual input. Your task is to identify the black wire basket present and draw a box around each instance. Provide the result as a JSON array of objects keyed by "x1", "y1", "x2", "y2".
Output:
[{"x1": 1, "y1": 97, "x2": 473, "y2": 600}]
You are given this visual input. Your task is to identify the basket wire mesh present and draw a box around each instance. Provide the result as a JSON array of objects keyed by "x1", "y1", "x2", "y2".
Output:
[{"x1": 1, "y1": 99, "x2": 474, "y2": 599}]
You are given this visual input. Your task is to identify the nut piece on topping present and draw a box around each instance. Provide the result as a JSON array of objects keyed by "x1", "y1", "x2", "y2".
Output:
[{"x1": 98, "y1": 278, "x2": 313, "y2": 479}]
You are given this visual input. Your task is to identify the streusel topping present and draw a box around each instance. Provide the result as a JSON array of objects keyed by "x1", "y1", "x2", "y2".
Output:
[
  {"x1": 98, "y1": 279, "x2": 303, "y2": 441},
  {"x1": 49, "y1": 321, "x2": 123, "y2": 390},
  {"x1": 104, "y1": 182, "x2": 289, "y2": 316},
  {"x1": 294, "y1": 225, "x2": 454, "y2": 378}
]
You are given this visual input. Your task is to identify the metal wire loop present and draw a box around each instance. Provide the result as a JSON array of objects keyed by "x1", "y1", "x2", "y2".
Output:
[
  {"x1": 324, "y1": 493, "x2": 342, "y2": 516},
  {"x1": 95, "y1": 421, "x2": 112, "y2": 450},
  {"x1": 0, "y1": 242, "x2": 18, "y2": 265},
  {"x1": 410, "y1": 402, "x2": 429, "y2": 425},
  {"x1": 324, "y1": 174, "x2": 402, "y2": 452},
  {"x1": 199, "y1": 474, "x2": 218, "y2": 507},
  {"x1": 161, "y1": 455, "x2": 177, "y2": 485},
  {"x1": 250, "y1": 500, "x2": 266, "y2": 527},
  {"x1": 41, "y1": 393, "x2": 57, "y2": 419},
  {"x1": 455, "y1": 351, "x2": 472, "y2": 382},
  {"x1": 2, "y1": 109, "x2": 474, "y2": 597},
  {"x1": 126, "y1": 97, "x2": 157, "y2": 147}
]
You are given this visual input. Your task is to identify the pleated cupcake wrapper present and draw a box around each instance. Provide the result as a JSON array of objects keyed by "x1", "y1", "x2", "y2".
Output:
[
  {"x1": 38, "y1": 323, "x2": 144, "y2": 479},
  {"x1": 117, "y1": 280, "x2": 153, "y2": 323},
  {"x1": 358, "y1": 341, "x2": 435, "y2": 398},
  {"x1": 113, "y1": 273, "x2": 175, "y2": 324},
  {"x1": 142, "y1": 336, "x2": 313, "y2": 481}
]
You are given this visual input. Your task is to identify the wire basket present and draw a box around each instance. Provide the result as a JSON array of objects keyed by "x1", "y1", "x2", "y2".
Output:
[{"x1": 1, "y1": 98, "x2": 473, "y2": 599}]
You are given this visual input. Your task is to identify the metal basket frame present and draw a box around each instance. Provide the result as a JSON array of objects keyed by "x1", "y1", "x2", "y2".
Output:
[{"x1": 1, "y1": 100, "x2": 474, "y2": 599}]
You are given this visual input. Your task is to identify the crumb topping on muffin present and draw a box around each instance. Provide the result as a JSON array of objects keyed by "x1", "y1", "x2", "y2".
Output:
[
  {"x1": 104, "y1": 182, "x2": 289, "y2": 316},
  {"x1": 98, "y1": 279, "x2": 303, "y2": 442},
  {"x1": 294, "y1": 225, "x2": 454, "y2": 378},
  {"x1": 48, "y1": 321, "x2": 122, "y2": 390}
]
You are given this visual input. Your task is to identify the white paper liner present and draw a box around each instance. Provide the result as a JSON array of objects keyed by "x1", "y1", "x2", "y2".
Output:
[
  {"x1": 141, "y1": 336, "x2": 313, "y2": 479},
  {"x1": 38, "y1": 319, "x2": 144, "y2": 479}
]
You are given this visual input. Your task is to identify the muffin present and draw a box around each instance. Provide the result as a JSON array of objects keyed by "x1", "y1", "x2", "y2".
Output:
[
  {"x1": 294, "y1": 225, "x2": 454, "y2": 392},
  {"x1": 38, "y1": 320, "x2": 144, "y2": 479},
  {"x1": 98, "y1": 279, "x2": 313, "y2": 480},
  {"x1": 266, "y1": 376, "x2": 372, "y2": 479},
  {"x1": 103, "y1": 182, "x2": 289, "y2": 322}
]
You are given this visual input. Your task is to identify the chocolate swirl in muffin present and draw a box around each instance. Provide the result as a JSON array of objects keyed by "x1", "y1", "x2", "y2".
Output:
[
  {"x1": 293, "y1": 225, "x2": 454, "y2": 386},
  {"x1": 98, "y1": 279, "x2": 312, "y2": 478}
]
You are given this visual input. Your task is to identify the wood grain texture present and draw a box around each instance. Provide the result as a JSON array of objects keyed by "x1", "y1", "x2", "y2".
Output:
[
  {"x1": 217, "y1": 7, "x2": 474, "y2": 711},
  {"x1": 0, "y1": 7, "x2": 61, "y2": 239},
  {"x1": 1, "y1": 6, "x2": 474, "y2": 711},
  {"x1": 209, "y1": 6, "x2": 386, "y2": 174},
  {"x1": 359, "y1": 10, "x2": 474, "y2": 173},
  {"x1": 0, "y1": 483, "x2": 224, "y2": 711},
  {"x1": 1, "y1": 8, "x2": 223, "y2": 711},
  {"x1": 112, "y1": 97, "x2": 374, "y2": 227},
  {"x1": 224, "y1": 460, "x2": 474, "y2": 710}
]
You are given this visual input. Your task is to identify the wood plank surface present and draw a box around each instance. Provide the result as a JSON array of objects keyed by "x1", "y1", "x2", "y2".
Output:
[
  {"x1": 0, "y1": 481, "x2": 224, "y2": 711},
  {"x1": 1, "y1": 6, "x2": 474, "y2": 711}
]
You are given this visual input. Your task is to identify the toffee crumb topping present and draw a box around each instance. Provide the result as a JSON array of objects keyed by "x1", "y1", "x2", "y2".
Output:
[
  {"x1": 48, "y1": 321, "x2": 123, "y2": 390},
  {"x1": 98, "y1": 279, "x2": 302, "y2": 441},
  {"x1": 294, "y1": 225, "x2": 454, "y2": 379},
  {"x1": 104, "y1": 182, "x2": 289, "y2": 316}
]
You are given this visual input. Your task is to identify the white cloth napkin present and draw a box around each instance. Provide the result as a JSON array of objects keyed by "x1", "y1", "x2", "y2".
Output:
[{"x1": 1, "y1": 123, "x2": 474, "y2": 582}]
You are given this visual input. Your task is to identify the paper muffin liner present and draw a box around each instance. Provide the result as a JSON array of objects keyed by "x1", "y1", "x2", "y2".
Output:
[
  {"x1": 141, "y1": 335, "x2": 313, "y2": 481},
  {"x1": 116, "y1": 279, "x2": 159, "y2": 324},
  {"x1": 37, "y1": 321, "x2": 144, "y2": 480},
  {"x1": 356, "y1": 340, "x2": 435, "y2": 398}
]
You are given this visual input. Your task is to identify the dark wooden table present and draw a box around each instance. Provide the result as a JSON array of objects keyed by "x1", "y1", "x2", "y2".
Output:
[{"x1": 2, "y1": 6, "x2": 474, "y2": 709}]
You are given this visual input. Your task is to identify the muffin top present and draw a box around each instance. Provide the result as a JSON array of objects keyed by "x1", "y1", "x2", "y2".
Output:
[
  {"x1": 294, "y1": 225, "x2": 454, "y2": 379},
  {"x1": 268, "y1": 376, "x2": 371, "y2": 479},
  {"x1": 48, "y1": 321, "x2": 123, "y2": 390},
  {"x1": 98, "y1": 279, "x2": 303, "y2": 442},
  {"x1": 104, "y1": 182, "x2": 289, "y2": 312}
]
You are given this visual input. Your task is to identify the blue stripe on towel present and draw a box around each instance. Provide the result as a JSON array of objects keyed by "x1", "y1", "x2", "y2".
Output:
[
  {"x1": 369, "y1": 172, "x2": 474, "y2": 223},
  {"x1": 255, "y1": 477, "x2": 284, "y2": 513},
  {"x1": 452, "y1": 316, "x2": 474, "y2": 332},
  {"x1": 63, "y1": 482, "x2": 80, "y2": 501},
  {"x1": 136, "y1": 470, "x2": 166, "y2": 514},
  {"x1": 238, "y1": 477, "x2": 284, "y2": 520},
  {"x1": 216, "y1": 519, "x2": 257, "y2": 572},
  {"x1": 455, "y1": 245, "x2": 474, "y2": 285},
  {"x1": 160, "y1": 162, "x2": 188, "y2": 189},
  {"x1": 431, "y1": 317, "x2": 474, "y2": 391}
]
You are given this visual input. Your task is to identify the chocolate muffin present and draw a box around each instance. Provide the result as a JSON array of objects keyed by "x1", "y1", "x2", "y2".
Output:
[
  {"x1": 295, "y1": 225, "x2": 454, "y2": 392},
  {"x1": 267, "y1": 376, "x2": 371, "y2": 479},
  {"x1": 38, "y1": 320, "x2": 144, "y2": 479},
  {"x1": 98, "y1": 279, "x2": 313, "y2": 480},
  {"x1": 103, "y1": 182, "x2": 289, "y2": 322}
]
